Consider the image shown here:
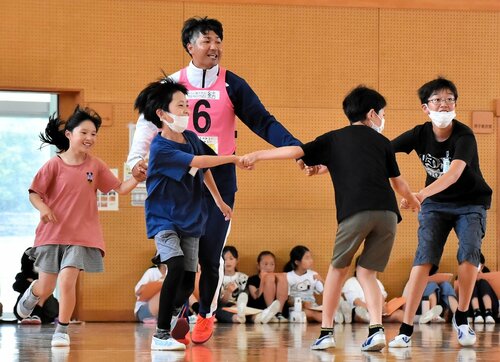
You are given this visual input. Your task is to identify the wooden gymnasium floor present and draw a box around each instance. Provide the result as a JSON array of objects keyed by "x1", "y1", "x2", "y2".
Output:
[{"x1": 0, "y1": 321, "x2": 499, "y2": 361}]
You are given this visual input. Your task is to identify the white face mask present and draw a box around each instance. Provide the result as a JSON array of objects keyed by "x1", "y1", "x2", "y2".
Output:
[
  {"x1": 428, "y1": 110, "x2": 455, "y2": 128},
  {"x1": 370, "y1": 113, "x2": 385, "y2": 134},
  {"x1": 163, "y1": 112, "x2": 189, "y2": 133}
]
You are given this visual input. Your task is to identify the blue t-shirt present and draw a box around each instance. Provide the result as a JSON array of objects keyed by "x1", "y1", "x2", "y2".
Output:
[{"x1": 145, "y1": 130, "x2": 209, "y2": 238}]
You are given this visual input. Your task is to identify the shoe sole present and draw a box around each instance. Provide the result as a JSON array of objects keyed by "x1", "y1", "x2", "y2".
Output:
[
  {"x1": 192, "y1": 333, "x2": 212, "y2": 344},
  {"x1": 171, "y1": 318, "x2": 190, "y2": 340},
  {"x1": 362, "y1": 341, "x2": 386, "y2": 351},
  {"x1": 151, "y1": 344, "x2": 186, "y2": 351}
]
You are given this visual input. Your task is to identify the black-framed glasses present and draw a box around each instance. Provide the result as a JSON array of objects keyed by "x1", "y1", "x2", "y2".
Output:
[{"x1": 427, "y1": 97, "x2": 456, "y2": 105}]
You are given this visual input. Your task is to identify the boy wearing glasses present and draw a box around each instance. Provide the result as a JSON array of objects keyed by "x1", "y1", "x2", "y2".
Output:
[{"x1": 389, "y1": 77, "x2": 492, "y2": 348}]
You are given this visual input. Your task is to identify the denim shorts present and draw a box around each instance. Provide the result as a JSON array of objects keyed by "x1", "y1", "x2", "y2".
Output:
[
  {"x1": 136, "y1": 303, "x2": 153, "y2": 322},
  {"x1": 423, "y1": 281, "x2": 457, "y2": 309},
  {"x1": 154, "y1": 230, "x2": 199, "y2": 272},
  {"x1": 414, "y1": 199, "x2": 487, "y2": 274}
]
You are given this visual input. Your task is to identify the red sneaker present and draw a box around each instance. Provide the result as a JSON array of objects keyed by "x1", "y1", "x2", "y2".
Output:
[
  {"x1": 191, "y1": 315, "x2": 215, "y2": 344},
  {"x1": 177, "y1": 332, "x2": 191, "y2": 346}
]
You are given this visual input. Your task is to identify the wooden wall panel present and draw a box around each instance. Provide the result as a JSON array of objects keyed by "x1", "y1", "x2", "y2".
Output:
[{"x1": 0, "y1": 0, "x2": 498, "y2": 319}]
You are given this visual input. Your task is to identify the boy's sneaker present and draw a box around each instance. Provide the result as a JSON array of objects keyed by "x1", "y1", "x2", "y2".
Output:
[
  {"x1": 254, "y1": 300, "x2": 280, "y2": 324},
  {"x1": 361, "y1": 330, "x2": 386, "y2": 351},
  {"x1": 16, "y1": 281, "x2": 40, "y2": 319},
  {"x1": 311, "y1": 334, "x2": 336, "y2": 350},
  {"x1": 151, "y1": 335, "x2": 186, "y2": 351},
  {"x1": 452, "y1": 315, "x2": 476, "y2": 347},
  {"x1": 473, "y1": 315, "x2": 484, "y2": 324},
  {"x1": 419, "y1": 305, "x2": 443, "y2": 324},
  {"x1": 236, "y1": 293, "x2": 248, "y2": 318},
  {"x1": 388, "y1": 334, "x2": 411, "y2": 348},
  {"x1": 485, "y1": 315, "x2": 495, "y2": 324},
  {"x1": 339, "y1": 300, "x2": 352, "y2": 324},
  {"x1": 192, "y1": 315, "x2": 215, "y2": 344},
  {"x1": 51, "y1": 333, "x2": 70, "y2": 347}
]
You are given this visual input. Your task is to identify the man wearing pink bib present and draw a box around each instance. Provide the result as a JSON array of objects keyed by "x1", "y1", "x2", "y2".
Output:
[{"x1": 127, "y1": 16, "x2": 301, "y2": 344}]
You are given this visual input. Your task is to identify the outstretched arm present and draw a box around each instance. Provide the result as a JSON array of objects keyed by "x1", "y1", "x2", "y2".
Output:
[
  {"x1": 417, "y1": 160, "x2": 466, "y2": 202},
  {"x1": 390, "y1": 176, "x2": 420, "y2": 211},
  {"x1": 113, "y1": 176, "x2": 140, "y2": 195},
  {"x1": 190, "y1": 155, "x2": 250, "y2": 170},
  {"x1": 242, "y1": 146, "x2": 305, "y2": 168}
]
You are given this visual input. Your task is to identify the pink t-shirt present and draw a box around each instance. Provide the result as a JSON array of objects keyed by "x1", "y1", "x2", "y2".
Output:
[
  {"x1": 29, "y1": 155, "x2": 121, "y2": 256},
  {"x1": 180, "y1": 67, "x2": 235, "y2": 155}
]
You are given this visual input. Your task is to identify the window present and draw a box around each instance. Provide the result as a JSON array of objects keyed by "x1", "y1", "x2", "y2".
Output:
[{"x1": 0, "y1": 91, "x2": 57, "y2": 319}]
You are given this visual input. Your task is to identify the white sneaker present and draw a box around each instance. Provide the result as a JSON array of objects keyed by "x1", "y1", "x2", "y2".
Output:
[
  {"x1": 419, "y1": 305, "x2": 443, "y2": 324},
  {"x1": 354, "y1": 306, "x2": 370, "y2": 323},
  {"x1": 275, "y1": 312, "x2": 288, "y2": 323},
  {"x1": 236, "y1": 293, "x2": 248, "y2": 318},
  {"x1": 485, "y1": 315, "x2": 495, "y2": 324},
  {"x1": 188, "y1": 314, "x2": 197, "y2": 324},
  {"x1": 151, "y1": 336, "x2": 186, "y2": 351},
  {"x1": 473, "y1": 315, "x2": 484, "y2": 324},
  {"x1": 311, "y1": 334, "x2": 336, "y2": 350},
  {"x1": 16, "y1": 281, "x2": 40, "y2": 319},
  {"x1": 388, "y1": 334, "x2": 411, "y2": 348},
  {"x1": 452, "y1": 316, "x2": 476, "y2": 347},
  {"x1": 334, "y1": 310, "x2": 344, "y2": 324},
  {"x1": 254, "y1": 300, "x2": 280, "y2": 324},
  {"x1": 361, "y1": 330, "x2": 386, "y2": 351},
  {"x1": 51, "y1": 333, "x2": 70, "y2": 347},
  {"x1": 432, "y1": 316, "x2": 446, "y2": 323},
  {"x1": 339, "y1": 300, "x2": 352, "y2": 324}
]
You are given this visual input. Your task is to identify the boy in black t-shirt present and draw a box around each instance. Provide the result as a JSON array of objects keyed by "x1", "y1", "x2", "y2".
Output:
[
  {"x1": 241, "y1": 86, "x2": 420, "y2": 351},
  {"x1": 389, "y1": 77, "x2": 492, "y2": 348}
]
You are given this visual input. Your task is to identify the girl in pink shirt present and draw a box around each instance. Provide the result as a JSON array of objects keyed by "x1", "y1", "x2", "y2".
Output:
[{"x1": 16, "y1": 106, "x2": 140, "y2": 348}]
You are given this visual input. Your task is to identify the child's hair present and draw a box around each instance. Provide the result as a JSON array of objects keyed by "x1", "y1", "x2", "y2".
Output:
[
  {"x1": 223, "y1": 245, "x2": 239, "y2": 259},
  {"x1": 134, "y1": 76, "x2": 188, "y2": 128},
  {"x1": 283, "y1": 245, "x2": 310, "y2": 272},
  {"x1": 417, "y1": 77, "x2": 458, "y2": 104},
  {"x1": 181, "y1": 16, "x2": 224, "y2": 54},
  {"x1": 342, "y1": 85, "x2": 386, "y2": 123},
  {"x1": 39, "y1": 105, "x2": 102, "y2": 153},
  {"x1": 257, "y1": 250, "x2": 275, "y2": 264}
]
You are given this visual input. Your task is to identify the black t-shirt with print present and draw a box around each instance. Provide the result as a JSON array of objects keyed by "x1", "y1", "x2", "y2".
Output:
[
  {"x1": 392, "y1": 120, "x2": 491, "y2": 208},
  {"x1": 301, "y1": 125, "x2": 401, "y2": 223}
]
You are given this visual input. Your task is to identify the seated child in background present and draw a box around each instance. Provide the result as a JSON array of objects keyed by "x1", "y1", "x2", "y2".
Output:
[
  {"x1": 247, "y1": 251, "x2": 288, "y2": 323},
  {"x1": 134, "y1": 258, "x2": 167, "y2": 324},
  {"x1": 470, "y1": 254, "x2": 498, "y2": 324},
  {"x1": 415, "y1": 273, "x2": 457, "y2": 324},
  {"x1": 215, "y1": 246, "x2": 249, "y2": 324},
  {"x1": 284, "y1": 245, "x2": 324, "y2": 323},
  {"x1": 342, "y1": 256, "x2": 404, "y2": 324},
  {"x1": 13, "y1": 247, "x2": 59, "y2": 324}
]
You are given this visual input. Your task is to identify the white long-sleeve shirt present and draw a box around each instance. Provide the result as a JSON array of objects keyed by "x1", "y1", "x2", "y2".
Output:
[{"x1": 342, "y1": 276, "x2": 387, "y2": 308}]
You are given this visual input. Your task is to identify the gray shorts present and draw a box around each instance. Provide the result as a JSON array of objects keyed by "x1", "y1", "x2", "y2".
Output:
[
  {"x1": 331, "y1": 210, "x2": 397, "y2": 272},
  {"x1": 154, "y1": 230, "x2": 199, "y2": 272},
  {"x1": 26, "y1": 245, "x2": 103, "y2": 273}
]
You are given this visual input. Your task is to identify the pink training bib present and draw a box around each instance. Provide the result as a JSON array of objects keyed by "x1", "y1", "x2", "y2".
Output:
[{"x1": 180, "y1": 67, "x2": 236, "y2": 155}]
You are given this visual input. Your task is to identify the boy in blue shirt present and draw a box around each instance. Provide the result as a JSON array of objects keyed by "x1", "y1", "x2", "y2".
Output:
[{"x1": 135, "y1": 78, "x2": 247, "y2": 351}]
